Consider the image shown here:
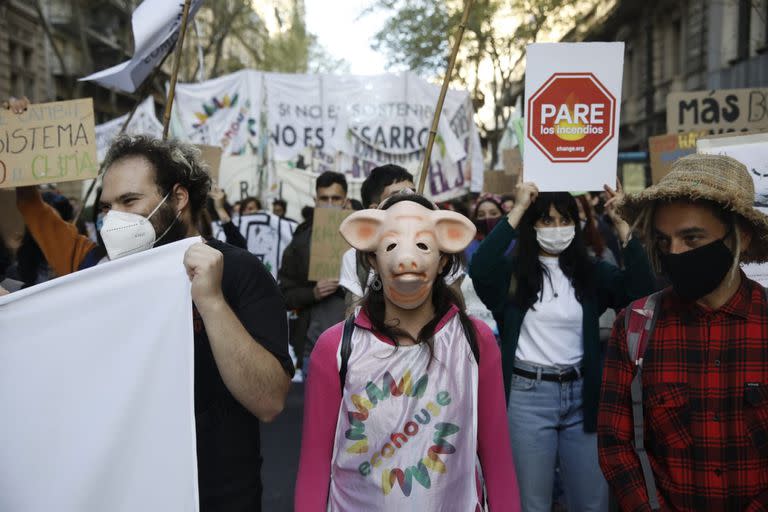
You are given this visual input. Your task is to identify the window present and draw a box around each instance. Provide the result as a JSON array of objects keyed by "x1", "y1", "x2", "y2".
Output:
[
  {"x1": 24, "y1": 76, "x2": 36, "y2": 97},
  {"x1": 737, "y1": 0, "x2": 751, "y2": 60},
  {"x1": 671, "y1": 19, "x2": 682, "y2": 77},
  {"x1": 23, "y1": 47, "x2": 33, "y2": 69},
  {"x1": 9, "y1": 42, "x2": 20, "y2": 67}
]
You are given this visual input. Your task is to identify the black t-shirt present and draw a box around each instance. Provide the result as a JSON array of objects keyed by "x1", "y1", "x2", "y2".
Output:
[{"x1": 194, "y1": 239, "x2": 294, "y2": 511}]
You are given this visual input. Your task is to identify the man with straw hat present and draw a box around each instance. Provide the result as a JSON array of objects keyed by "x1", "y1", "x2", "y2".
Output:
[{"x1": 598, "y1": 153, "x2": 768, "y2": 511}]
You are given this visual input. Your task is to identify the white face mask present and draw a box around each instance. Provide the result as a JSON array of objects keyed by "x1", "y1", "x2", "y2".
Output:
[
  {"x1": 99, "y1": 193, "x2": 176, "y2": 260},
  {"x1": 535, "y1": 226, "x2": 576, "y2": 255}
]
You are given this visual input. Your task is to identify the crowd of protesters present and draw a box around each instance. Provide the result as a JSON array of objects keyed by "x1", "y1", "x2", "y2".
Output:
[{"x1": 4, "y1": 94, "x2": 768, "y2": 512}]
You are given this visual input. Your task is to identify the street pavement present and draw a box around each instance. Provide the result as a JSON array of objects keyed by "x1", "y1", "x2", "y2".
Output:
[{"x1": 261, "y1": 382, "x2": 305, "y2": 511}]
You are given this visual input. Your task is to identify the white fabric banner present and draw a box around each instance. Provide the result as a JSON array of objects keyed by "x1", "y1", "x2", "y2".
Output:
[
  {"x1": 265, "y1": 72, "x2": 479, "y2": 200},
  {"x1": 95, "y1": 96, "x2": 163, "y2": 161},
  {"x1": 217, "y1": 153, "x2": 260, "y2": 209},
  {"x1": 265, "y1": 73, "x2": 324, "y2": 161},
  {"x1": 173, "y1": 71, "x2": 482, "y2": 201},
  {"x1": 213, "y1": 212, "x2": 297, "y2": 278},
  {"x1": 0, "y1": 238, "x2": 199, "y2": 512},
  {"x1": 81, "y1": 0, "x2": 203, "y2": 93},
  {"x1": 171, "y1": 70, "x2": 262, "y2": 156}
]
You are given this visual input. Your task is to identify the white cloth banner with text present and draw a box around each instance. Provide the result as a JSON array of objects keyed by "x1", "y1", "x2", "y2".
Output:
[
  {"x1": 171, "y1": 70, "x2": 262, "y2": 156},
  {"x1": 0, "y1": 238, "x2": 199, "y2": 512},
  {"x1": 95, "y1": 96, "x2": 163, "y2": 161},
  {"x1": 172, "y1": 71, "x2": 483, "y2": 200}
]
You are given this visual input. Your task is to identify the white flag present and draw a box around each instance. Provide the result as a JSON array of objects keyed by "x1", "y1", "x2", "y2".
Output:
[
  {"x1": 0, "y1": 238, "x2": 200, "y2": 511},
  {"x1": 80, "y1": 0, "x2": 203, "y2": 93}
]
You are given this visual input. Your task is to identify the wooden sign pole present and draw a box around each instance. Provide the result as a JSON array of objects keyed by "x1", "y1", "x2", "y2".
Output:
[
  {"x1": 417, "y1": 0, "x2": 474, "y2": 195},
  {"x1": 162, "y1": 0, "x2": 193, "y2": 139}
]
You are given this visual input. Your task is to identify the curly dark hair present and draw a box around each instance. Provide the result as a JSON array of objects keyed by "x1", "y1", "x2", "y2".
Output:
[
  {"x1": 511, "y1": 192, "x2": 594, "y2": 311},
  {"x1": 102, "y1": 135, "x2": 212, "y2": 222}
]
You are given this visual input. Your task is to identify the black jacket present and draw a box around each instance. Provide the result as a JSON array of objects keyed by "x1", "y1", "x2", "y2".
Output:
[{"x1": 278, "y1": 221, "x2": 318, "y2": 359}]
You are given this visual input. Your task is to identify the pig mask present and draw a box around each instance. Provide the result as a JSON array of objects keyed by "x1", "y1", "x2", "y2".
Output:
[{"x1": 339, "y1": 200, "x2": 476, "y2": 310}]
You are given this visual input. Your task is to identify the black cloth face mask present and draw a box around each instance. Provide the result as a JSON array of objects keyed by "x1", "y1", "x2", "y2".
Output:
[
  {"x1": 659, "y1": 236, "x2": 734, "y2": 301},
  {"x1": 473, "y1": 217, "x2": 501, "y2": 237}
]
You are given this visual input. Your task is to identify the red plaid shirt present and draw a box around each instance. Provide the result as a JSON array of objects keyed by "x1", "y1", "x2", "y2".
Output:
[{"x1": 599, "y1": 274, "x2": 768, "y2": 512}]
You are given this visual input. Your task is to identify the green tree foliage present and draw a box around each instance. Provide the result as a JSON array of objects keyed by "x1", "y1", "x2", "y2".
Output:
[
  {"x1": 180, "y1": 0, "x2": 319, "y2": 80},
  {"x1": 261, "y1": 1, "x2": 312, "y2": 73},
  {"x1": 366, "y1": 0, "x2": 594, "y2": 165}
]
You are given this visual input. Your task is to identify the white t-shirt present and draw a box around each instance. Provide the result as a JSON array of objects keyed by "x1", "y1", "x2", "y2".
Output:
[
  {"x1": 515, "y1": 256, "x2": 583, "y2": 367},
  {"x1": 461, "y1": 276, "x2": 498, "y2": 335},
  {"x1": 338, "y1": 247, "x2": 465, "y2": 298},
  {"x1": 339, "y1": 248, "x2": 369, "y2": 297}
]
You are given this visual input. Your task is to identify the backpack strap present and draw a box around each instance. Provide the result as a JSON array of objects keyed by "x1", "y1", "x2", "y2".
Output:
[
  {"x1": 624, "y1": 290, "x2": 663, "y2": 511},
  {"x1": 337, "y1": 312, "x2": 479, "y2": 394},
  {"x1": 338, "y1": 316, "x2": 356, "y2": 394}
]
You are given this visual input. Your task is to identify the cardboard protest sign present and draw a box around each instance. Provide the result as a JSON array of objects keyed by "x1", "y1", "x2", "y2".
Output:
[
  {"x1": 0, "y1": 98, "x2": 98, "y2": 189},
  {"x1": 620, "y1": 163, "x2": 647, "y2": 194},
  {"x1": 196, "y1": 144, "x2": 223, "y2": 183},
  {"x1": 667, "y1": 88, "x2": 768, "y2": 134},
  {"x1": 502, "y1": 148, "x2": 523, "y2": 176},
  {"x1": 697, "y1": 132, "x2": 768, "y2": 206},
  {"x1": 648, "y1": 131, "x2": 707, "y2": 184},
  {"x1": 308, "y1": 207, "x2": 352, "y2": 281},
  {"x1": 524, "y1": 43, "x2": 624, "y2": 191},
  {"x1": 483, "y1": 171, "x2": 517, "y2": 195}
]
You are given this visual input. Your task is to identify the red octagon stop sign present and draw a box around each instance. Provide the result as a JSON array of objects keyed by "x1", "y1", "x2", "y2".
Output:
[{"x1": 527, "y1": 73, "x2": 616, "y2": 163}]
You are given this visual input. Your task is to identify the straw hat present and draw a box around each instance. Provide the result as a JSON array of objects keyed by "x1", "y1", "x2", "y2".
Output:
[{"x1": 619, "y1": 153, "x2": 768, "y2": 263}]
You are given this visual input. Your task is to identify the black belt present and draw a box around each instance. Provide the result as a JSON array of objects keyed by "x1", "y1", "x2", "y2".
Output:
[{"x1": 513, "y1": 366, "x2": 582, "y2": 382}]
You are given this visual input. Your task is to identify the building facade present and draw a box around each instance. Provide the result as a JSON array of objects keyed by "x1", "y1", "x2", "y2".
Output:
[
  {"x1": 0, "y1": 1, "x2": 47, "y2": 104},
  {"x1": 565, "y1": 0, "x2": 768, "y2": 152},
  {"x1": 0, "y1": 0, "x2": 156, "y2": 123}
]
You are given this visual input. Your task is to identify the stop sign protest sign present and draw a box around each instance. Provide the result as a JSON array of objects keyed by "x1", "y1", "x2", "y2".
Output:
[
  {"x1": 522, "y1": 43, "x2": 624, "y2": 191},
  {"x1": 527, "y1": 73, "x2": 616, "y2": 163}
]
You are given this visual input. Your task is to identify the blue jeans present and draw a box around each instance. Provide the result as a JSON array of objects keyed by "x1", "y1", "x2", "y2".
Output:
[{"x1": 507, "y1": 360, "x2": 609, "y2": 512}]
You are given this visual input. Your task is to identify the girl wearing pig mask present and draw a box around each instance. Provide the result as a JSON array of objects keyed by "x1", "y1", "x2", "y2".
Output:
[
  {"x1": 469, "y1": 182, "x2": 655, "y2": 512},
  {"x1": 295, "y1": 193, "x2": 520, "y2": 511}
]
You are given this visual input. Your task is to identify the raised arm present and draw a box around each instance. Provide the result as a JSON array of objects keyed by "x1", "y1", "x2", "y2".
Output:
[
  {"x1": 595, "y1": 183, "x2": 656, "y2": 310},
  {"x1": 469, "y1": 182, "x2": 538, "y2": 312},
  {"x1": 184, "y1": 242, "x2": 292, "y2": 422},
  {"x1": 16, "y1": 187, "x2": 97, "y2": 276}
]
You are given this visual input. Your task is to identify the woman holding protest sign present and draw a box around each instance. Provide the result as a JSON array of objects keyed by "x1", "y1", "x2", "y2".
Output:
[
  {"x1": 468, "y1": 181, "x2": 655, "y2": 512},
  {"x1": 294, "y1": 192, "x2": 519, "y2": 511}
]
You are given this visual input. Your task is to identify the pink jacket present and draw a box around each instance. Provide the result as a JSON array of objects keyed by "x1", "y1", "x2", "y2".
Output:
[{"x1": 295, "y1": 306, "x2": 521, "y2": 511}]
